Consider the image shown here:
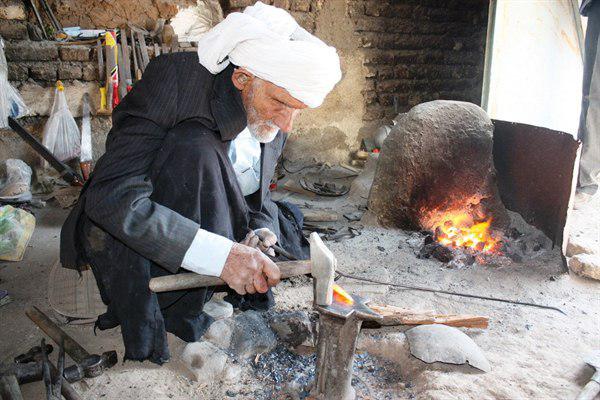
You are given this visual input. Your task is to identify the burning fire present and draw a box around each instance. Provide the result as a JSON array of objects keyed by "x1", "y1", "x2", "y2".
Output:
[
  {"x1": 433, "y1": 213, "x2": 501, "y2": 254},
  {"x1": 332, "y1": 284, "x2": 354, "y2": 305}
]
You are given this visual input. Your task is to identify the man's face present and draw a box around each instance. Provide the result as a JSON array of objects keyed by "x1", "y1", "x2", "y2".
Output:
[{"x1": 232, "y1": 68, "x2": 307, "y2": 143}]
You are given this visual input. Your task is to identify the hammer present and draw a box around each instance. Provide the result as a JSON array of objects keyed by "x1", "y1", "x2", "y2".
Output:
[
  {"x1": 577, "y1": 350, "x2": 600, "y2": 400},
  {"x1": 149, "y1": 238, "x2": 337, "y2": 301},
  {"x1": 25, "y1": 307, "x2": 117, "y2": 382}
]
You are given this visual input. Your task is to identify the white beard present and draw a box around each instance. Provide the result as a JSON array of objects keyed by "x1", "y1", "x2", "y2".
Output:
[{"x1": 248, "y1": 120, "x2": 279, "y2": 143}]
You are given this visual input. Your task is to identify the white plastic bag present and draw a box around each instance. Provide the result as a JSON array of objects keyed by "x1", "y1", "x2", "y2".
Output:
[
  {"x1": 42, "y1": 81, "x2": 81, "y2": 162},
  {"x1": 0, "y1": 36, "x2": 29, "y2": 128},
  {"x1": 0, "y1": 159, "x2": 32, "y2": 201}
]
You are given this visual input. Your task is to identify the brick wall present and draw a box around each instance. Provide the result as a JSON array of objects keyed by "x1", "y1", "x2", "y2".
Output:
[
  {"x1": 349, "y1": 0, "x2": 489, "y2": 122},
  {"x1": 1, "y1": 0, "x2": 489, "y2": 164}
]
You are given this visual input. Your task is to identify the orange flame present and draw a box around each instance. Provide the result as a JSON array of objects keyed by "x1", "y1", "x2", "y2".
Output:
[
  {"x1": 332, "y1": 284, "x2": 354, "y2": 305},
  {"x1": 434, "y1": 213, "x2": 501, "y2": 253}
]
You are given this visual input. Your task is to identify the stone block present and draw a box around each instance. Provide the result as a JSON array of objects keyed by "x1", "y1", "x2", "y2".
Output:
[
  {"x1": 290, "y1": 0, "x2": 310, "y2": 12},
  {"x1": 59, "y1": 45, "x2": 91, "y2": 62},
  {"x1": 203, "y1": 318, "x2": 234, "y2": 350},
  {"x1": 5, "y1": 42, "x2": 58, "y2": 62},
  {"x1": 81, "y1": 62, "x2": 98, "y2": 81},
  {"x1": 268, "y1": 311, "x2": 316, "y2": 348},
  {"x1": 369, "y1": 100, "x2": 508, "y2": 230},
  {"x1": 569, "y1": 254, "x2": 600, "y2": 281},
  {"x1": 0, "y1": 0, "x2": 26, "y2": 20},
  {"x1": 0, "y1": 20, "x2": 28, "y2": 40},
  {"x1": 181, "y1": 341, "x2": 240, "y2": 384},
  {"x1": 58, "y1": 62, "x2": 83, "y2": 80},
  {"x1": 272, "y1": 0, "x2": 290, "y2": 9},
  {"x1": 29, "y1": 62, "x2": 58, "y2": 81},
  {"x1": 230, "y1": 310, "x2": 276, "y2": 359},
  {"x1": 203, "y1": 299, "x2": 233, "y2": 320},
  {"x1": 7, "y1": 62, "x2": 28, "y2": 81}
]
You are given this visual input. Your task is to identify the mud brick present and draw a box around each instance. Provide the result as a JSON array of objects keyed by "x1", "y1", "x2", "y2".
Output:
[
  {"x1": 58, "y1": 62, "x2": 83, "y2": 80},
  {"x1": 81, "y1": 62, "x2": 98, "y2": 81},
  {"x1": 0, "y1": 0, "x2": 26, "y2": 20},
  {"x1": 5, "y1": 42, "x2": 58, "y2": 61},
  {"x1": 7, "y1": 62, "x2": 28, "y2": 81},
  {"x1": 29, "y1": 62, "x2": 58, "y2": 81},
  {"x1": 59, "y1": 45, "x2": 91, "y2": 62},
  {"x1": 0, "y1": 20, "x2": 28, "y2": 40}
]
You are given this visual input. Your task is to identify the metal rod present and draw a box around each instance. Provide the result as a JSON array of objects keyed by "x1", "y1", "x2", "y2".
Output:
[
  {"x1": 25, "y1": 307, "x2": 90, "y2": 364},
  {"x1": 335, "y1": 270, "x2": 566, "y2": 315}
]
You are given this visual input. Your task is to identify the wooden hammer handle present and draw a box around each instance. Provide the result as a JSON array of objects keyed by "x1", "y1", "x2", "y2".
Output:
[{"x1": 149, "y1": 260, "x2": 312, "y2": 293}]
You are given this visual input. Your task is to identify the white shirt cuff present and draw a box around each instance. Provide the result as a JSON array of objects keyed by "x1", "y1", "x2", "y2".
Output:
[{"x1": 181, "y1": 229, "x2": 234, "y2": 277}]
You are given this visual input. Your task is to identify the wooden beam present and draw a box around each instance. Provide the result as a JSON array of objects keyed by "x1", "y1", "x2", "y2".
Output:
[{"x1": 369, "y1": 304, "x2": 489, "y2": 329}]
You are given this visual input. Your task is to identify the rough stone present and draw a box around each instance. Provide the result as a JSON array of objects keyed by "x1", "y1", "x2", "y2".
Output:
[
  {"x1": 181, "y1": 341, "x2": 240, "y2": 384},
  {"x1": 229, "y1": 310, "x2": 277, "y2": 359},
  {"x1": 291, "y1": 0, "x2": 310, "y2": 12},
  {"x1": 7, "y1": 62, "x2": 28, "y2": 81},
  {"x1": 0, "y1": 0, "x2": 26, "y2": 20},
  {"x1": 203, "y1": 299, "x2": 234, "y2": 320},
  {"x1": 203, "y1": 318, "x2": 234, "y2": 350},
  {"x1": 29, "y1": 62, "x2": 58, "y2": 81},
  {"x1": 369, "y1": 100, "x2": 508, "y2": 230},
  {"x1": 272, "y1": 0, "x2": 290, "y2": 9},
  {"x1": 59, "y1": 45, "x2": 91, "y2": 62},
  {"x1": 81, "y1": 62, "x2": 98, "y2": 81},
  {"x1": 566, "y1": 235, "x2": 598, "y2": 258},
  {"x1": 569, "y1": 254, "x2": 600, "y2": 281},
  {"x1": 0, "y1": 20, "x2": 28, "y2": 40},
  {"x1": 5, "y1": 42, "x2": 58, "y2": 62},
  {"x1": 268, "y1": 311, "x2": 316, "y2": 348},
  {"x1": 58, "y1": 62, "x2": 83, "y2": 80}
]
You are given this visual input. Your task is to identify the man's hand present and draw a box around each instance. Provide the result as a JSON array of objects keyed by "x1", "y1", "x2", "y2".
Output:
[
  {"x1": 220, "y1": 243, "x2": 281, "y2": 295},
  {"x1": 241, "y1": 228, "x2": 277, "y2": 256}
]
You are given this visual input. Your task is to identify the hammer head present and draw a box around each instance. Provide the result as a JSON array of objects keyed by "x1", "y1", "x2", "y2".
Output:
[
  {"x1": 63, "y1": 351, "x2": 118, "y2": 382},
  {"x1": 309, "y1": 232, "x2": 337, "y2": 306}
]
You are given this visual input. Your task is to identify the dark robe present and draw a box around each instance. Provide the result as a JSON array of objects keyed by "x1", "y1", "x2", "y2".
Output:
[{"x1": 60, "y1": 52, "x2": 308, "y2": 363}]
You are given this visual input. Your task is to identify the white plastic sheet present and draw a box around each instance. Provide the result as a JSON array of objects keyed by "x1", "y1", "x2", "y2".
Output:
[{"x1": 42, "y1": 81, "x2": 81, "y2": 162}]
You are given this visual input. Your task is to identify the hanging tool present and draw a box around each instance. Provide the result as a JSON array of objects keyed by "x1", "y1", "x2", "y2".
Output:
[
  {"x1": 136, "y1": 31, "x2": 150, "y2": 71},
  {"x1": 130, "y1": 30, "x2": 142, "y2": 81},
  {"x1": 25, "y1": 307, "x2": 118, "y2": 382},
  {"x1": 38, "y1": 0, "x2": 62, "y2": 35},
  {"x1": 79, "y1": 93, "x2": 92, "y2": 181},
  {"x1": 104, "y1": 31, "x2": 119, "y2": 110},
  {"x1": 96, "y1": 38, "x2": 108, "y2": 114},
  {"x1": 120, "y1": 28, "x2": 133, "y2": 91},
  {"x1": 25, "y1": 0, "x2": 48, "y2": 40},
  {"x1": 8, "y1": 117, "x2": 83, "y2": 186}
]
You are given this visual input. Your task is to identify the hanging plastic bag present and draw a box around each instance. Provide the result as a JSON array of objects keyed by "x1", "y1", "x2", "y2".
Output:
[
  {"x1": 42, "y1": 81, "x2": 81, "y2": 163},
  {"x1": 0, "y1": 36, "x2": 29, "y2": 128}
]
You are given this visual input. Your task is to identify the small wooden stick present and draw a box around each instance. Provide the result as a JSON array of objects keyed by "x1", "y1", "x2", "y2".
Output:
[{"x1": 369, "y1": 304, "x2": 489, "y2": 329}]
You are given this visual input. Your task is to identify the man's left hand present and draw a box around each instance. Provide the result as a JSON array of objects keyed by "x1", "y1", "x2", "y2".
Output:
[{"x1": 241, "y1": 228, "x2": 277, "y2": 256}]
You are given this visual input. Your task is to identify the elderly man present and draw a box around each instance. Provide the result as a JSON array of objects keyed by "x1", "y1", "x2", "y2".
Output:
[{"x1": 60, "y1": 2, "x2": 341, "y2": 363}]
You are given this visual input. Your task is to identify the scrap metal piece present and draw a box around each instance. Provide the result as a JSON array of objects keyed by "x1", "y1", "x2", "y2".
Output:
[
  {"x1": 309, "y1": 232, "x2": 336, "y2": 306},
  {"x1": 406, "y1": 324, "x2": 491, "y2": 372}
]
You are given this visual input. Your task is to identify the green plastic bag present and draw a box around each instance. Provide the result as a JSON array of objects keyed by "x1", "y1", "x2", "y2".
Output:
[{"x1": 0, "y1": 205, "x2": 35, "y2": 261}]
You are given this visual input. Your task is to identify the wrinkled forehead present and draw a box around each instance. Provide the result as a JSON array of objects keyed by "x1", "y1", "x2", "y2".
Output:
[{"x1": 258, "y1": 78, "x2": 308, "y2": 110}]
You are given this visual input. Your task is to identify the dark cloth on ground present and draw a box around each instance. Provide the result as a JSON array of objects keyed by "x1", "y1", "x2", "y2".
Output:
[{"x1": 61, "y1": 52, "x2": 308, "y2": 363}]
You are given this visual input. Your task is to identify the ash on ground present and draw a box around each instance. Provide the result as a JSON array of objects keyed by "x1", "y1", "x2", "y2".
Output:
[{"x1": 250, "y1": 345, "x2": 408, "y2": 400}]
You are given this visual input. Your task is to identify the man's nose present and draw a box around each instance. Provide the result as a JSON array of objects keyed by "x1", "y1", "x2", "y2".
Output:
[{"x1": 277, "y1": 110, "x2": 299, "y2": 133}]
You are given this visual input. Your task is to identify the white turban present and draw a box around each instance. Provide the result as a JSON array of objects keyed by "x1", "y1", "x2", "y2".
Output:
[{"x1": 196, "y1": 1, "x2": 341, "y2": 108}]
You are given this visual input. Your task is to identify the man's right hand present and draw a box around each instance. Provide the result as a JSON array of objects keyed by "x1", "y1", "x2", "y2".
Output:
[{"x1": 220, "y1": 243, "x2": 281, "y2": 295}]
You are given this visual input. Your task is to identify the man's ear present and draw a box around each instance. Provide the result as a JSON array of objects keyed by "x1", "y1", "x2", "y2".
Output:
[{"x1": 232, "y1": 68, "x2": 253, "y2": 90}]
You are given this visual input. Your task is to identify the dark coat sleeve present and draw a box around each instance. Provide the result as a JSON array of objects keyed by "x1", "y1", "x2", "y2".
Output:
[{"x1": 83, "y1": 55, "x2": 199, "y2": 273}]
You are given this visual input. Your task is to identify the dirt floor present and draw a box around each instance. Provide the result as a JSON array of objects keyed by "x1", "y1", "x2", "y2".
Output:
[{"x1": 1, "y1": 187, "x2": 599, "y2": 399}]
